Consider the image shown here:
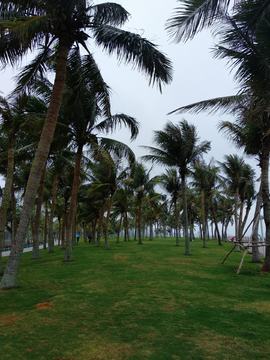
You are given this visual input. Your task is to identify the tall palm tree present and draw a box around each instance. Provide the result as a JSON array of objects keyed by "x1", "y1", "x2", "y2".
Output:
[
  {"x1": 219, "y1": 154, "x2": 247, "y2": 250},
  {"x1": 60, "y1": 47, "x2": 138, "y2": 259},
  {"x1": 0, "y1": 1, "x2": 172, "y2": 289},
  {"x1": 130, "y1": 162, "x2": 156, "y2": 245},
  {"x1": 158, "y1": 168, "x2": 182, "y2": 246},
  {"x1": 142, "y1": 120, "x2": 211, "y2": 255},
  {"x1": 191, "y1": 159, "x2": 219, "y2": 247}
]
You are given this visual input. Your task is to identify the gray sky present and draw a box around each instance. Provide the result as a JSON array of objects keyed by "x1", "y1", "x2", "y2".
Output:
[{"x1": 0, "y1": 0, "x2": 261, "y2": 235}]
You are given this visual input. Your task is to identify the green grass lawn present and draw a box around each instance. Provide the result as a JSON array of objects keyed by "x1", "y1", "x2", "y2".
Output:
[{"x1": 1, "y1": 237, "x2": 270, "y2": 360}]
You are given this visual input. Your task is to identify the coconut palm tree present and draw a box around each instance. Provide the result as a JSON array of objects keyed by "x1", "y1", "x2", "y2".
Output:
[
  {"x1": 130, "y1": 162, "x2": 157, "y2": 245},
  {"x1": 158, "y1": 168, "x2": 182, "y2": 246},
  {"x1": 168, "y1": 3, "x2": 270, "y2": 269},
  {"x1": 59, "y1": 47, "x2": 138, "y2": 259},
  {"x1": 219, "y1": 154, "x2": 248, "y2": 250},
  {"x1": 0, "y1": 1, "x2": 173, "y2": 289},
  {"x1": 142, "y1": 120, "x2": 211, "y2": 255},
  {"x1": 191, "y1": 159, "x2": 219, "y2": 247}
]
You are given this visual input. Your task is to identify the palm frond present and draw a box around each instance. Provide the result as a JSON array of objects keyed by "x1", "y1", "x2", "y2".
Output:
[
  {"x1": 168, "y1": 94, "x2": 249, "y2": 116},
  {"x1": 166, "y1": 0, "x2": 230, "y2": 42},
  {"x1": 93, "y1": 25, "x2": 173, "y2": 91},
  {"x1": 91, "y1": 3, "x2": 130, "y2": 26},
  {"x1": 98, "y1": 137, "x2": 136, "y2": 165}
]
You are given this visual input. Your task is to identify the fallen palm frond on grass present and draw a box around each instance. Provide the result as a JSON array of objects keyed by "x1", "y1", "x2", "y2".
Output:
[{"x1": 0, "y1": 238, "x2": 269, "y2": 360}]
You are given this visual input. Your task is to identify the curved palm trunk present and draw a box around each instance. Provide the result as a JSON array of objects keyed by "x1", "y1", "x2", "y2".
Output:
[
  {"x1": 0, "y1": 43, "x2": 69, "y2": 289},
  {"x1": 32, "y1": 166, "x2": 46, "y2": 259},
  {"x1": 48, "y1": 174, "x2": 59, "y2": 253},
  {"x1": 0, "y1": 134, "x2": 15, "y2": 275},
  {"x1": 181, "y1": 173, "x2": 190, "y2": 255},
  {"x1": 104, "y1": 192, "x2": 115, "y2": 250},
  {"x1": 238, "y1": 199, "x2": 244, "y2": 241},
  {"x1": 261, "y1": 145, "x2": 270, "y2": 271},
  {"x1": 210, "y1": 201, "x2": 222, "y2": 245},
  {"x1": 64, "y1": 144, "x2": 83, "y2": 261}
]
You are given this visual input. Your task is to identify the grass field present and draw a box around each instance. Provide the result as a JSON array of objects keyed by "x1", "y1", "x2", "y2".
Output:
[{"x1": 1, "y1": 237, "x2": 270, "y2": 360}]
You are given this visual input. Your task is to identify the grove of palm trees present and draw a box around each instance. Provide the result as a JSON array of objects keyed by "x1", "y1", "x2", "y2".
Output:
[{"x1": 1, "y1": 0, "x2": 270, "y2": 358}]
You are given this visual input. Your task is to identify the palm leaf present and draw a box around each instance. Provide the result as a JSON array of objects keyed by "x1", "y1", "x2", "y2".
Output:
[
  {"x1": 166, "y1": 0, "x2": 230, "y2": 42},
  {"x1": 93, "y1": 25, "x2": 173, "y2": 91}
]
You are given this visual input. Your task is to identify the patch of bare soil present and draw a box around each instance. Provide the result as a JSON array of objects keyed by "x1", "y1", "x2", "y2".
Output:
[
  {"x1": 35, "y1": 301, "x2": 54, "y2": 309},
  {"x1": 0, "y1": 315, "x2": 20, "y2": 326}
]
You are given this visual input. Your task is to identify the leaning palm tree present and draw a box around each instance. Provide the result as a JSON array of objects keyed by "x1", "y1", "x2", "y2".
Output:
[
  {"x1": 142, "y1": 120, "x2": 211, "y2": 255},
  {"x1": 0, "y1": 1, "x2": 172, "y2": 289}
]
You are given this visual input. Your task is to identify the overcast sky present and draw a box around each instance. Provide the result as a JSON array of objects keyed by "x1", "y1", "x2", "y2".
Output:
[
  {"x1": 0, "y1": 0, "x2": 261, "y2": 235},
  {"x1": 93, "y1": 0, "x2": 256, "y2": 164}
]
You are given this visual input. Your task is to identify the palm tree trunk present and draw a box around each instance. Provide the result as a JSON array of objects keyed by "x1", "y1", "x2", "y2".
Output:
[
  {"x1": 92, "y1": 219, "x2": 97, "y2": 244},
  {"x1": 261, "y1": 145, "x2": 270, "y2": 271},
  {"x1": 32, "y1": 165, "x2": 46, "y2": 259},
  {"x1": 61, "y1": 199, "x2": 68, "y2": 250},
  {"x1": 104, "y1": 192, "x2": 115, "y2": 250},
  {"x1": 116, "y1": 213, "x2": 123, "y2": 243},
  {"x1": 64, "y1": 144, "x2": 83, "y2": 261},
  {"x1": 96, "y1": 203, "x2": 105, "y2": 247},
  {"x1": 201, "y1": 188, "x2": 206, "y2": 248},
  {"x1": 234, "y1": 188, "x2": 240, "y2": 251},
  {"x1": 181, "y1": 173, "x2": 190, "y2": 255},
  {"x1": 252, "y1": 185, "x2": 262, "y2": 263},
  {"x1": 138, "y1": 199, "x2": 143, "y2": 245},
  {"x1": 174, "y1": 198, "x2": 179, "y2": 246},
  {"x1": 48, "y1": 174, "x2": 59, "y2": 253},
  {"x1": 43, "y1": 200, "x2": 48, "y2": 249},
  {"x1": 241, "y1": 201, "x2": 252, "y2": 237},
  {"x1": 210, "y1": 202, "x2": 222, "y2": 245},
  {"x1": 238, "y1": 200, "x2": 244, "y2": 242},
  {"x1": 0, "y1": 134, "x2": 15, "y2": 275},
  {"x1": 0, "y1": 42, "x2": 69, "y2": 289},
  {"x1": 11, "y1": 183, "x2": 17, "y2": 242}
]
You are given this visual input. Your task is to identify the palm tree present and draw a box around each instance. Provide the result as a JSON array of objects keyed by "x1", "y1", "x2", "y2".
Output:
[
  {"x1": 167, "y1": 3, "x2": 270, "y2": 269},
  {"x1": 158, "y1": 168, "x2": 182, "y2": 246},
  {"x1": 112, "y1": 185, "x2": 133, "y2": 243},
  {"x1": 130, "y1": 162, "x2": 156, "y2": 245},
  {"x1": 142, "y1": 120, "x2": 211, "y2": 255},
  {"x1": 219, "y1": 154, "x2": 247, "y2": 250},
  {"x1": 60, "y1": 47, "x2": 138, "y2": 259},
  {"x1": 0, "y1": 1, "x2": 172, "y2": 289},
  {"x1": 191, "y1": 159, "x2": 219, "y2": 247}
]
